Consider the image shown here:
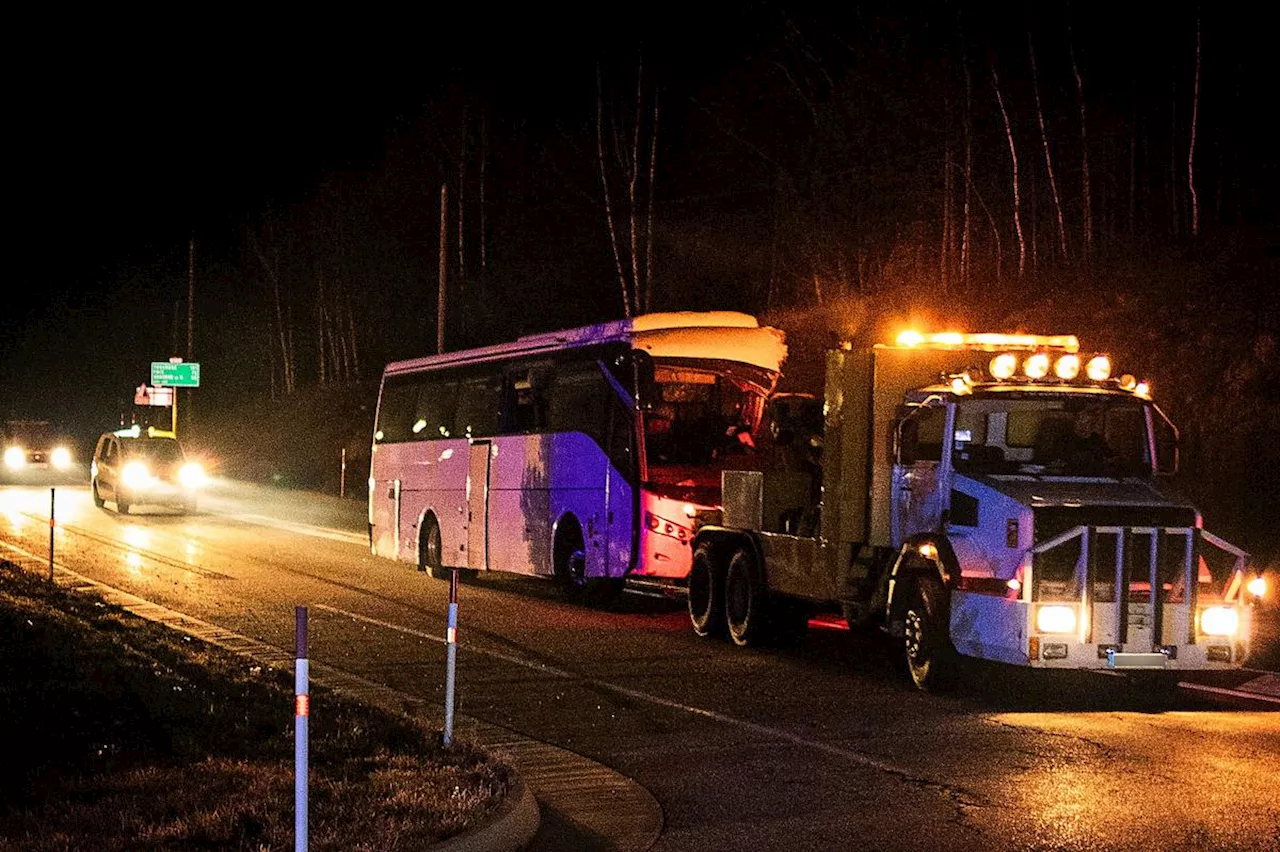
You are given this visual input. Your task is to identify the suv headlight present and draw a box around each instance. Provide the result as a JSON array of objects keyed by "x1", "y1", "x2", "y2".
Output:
[
  {"x1": 179, "y1": 462, "x2": 206, "y2": 489},
  {"x1": 4, "y1": 447, "x2": 25, "y2": 470},
  {"x1": 122, "y1": 460, "x2": 154, "y2": 489}
]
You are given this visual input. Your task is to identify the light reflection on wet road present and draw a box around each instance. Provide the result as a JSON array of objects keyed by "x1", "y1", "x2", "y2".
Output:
[{"x1": 2, "y1": 480, "x2": 1278, "y2": 852}]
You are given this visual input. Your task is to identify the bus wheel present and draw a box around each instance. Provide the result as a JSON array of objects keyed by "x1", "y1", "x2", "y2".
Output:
[
  {"x1": 688, "y1": 545, "x2": 724, "y2": 638},
  {"x1": 903, "y1": 576, "x2": 956, "y2": 691},
  {"x1": 420, "y1": 516, "x2": 449, "y2": 579},
  {"x1": 554, "y1": 519, "x2": 586, "y2": 599},
  {"x1": 725, "y1": 547, "x2": 767, "y2": 647}
]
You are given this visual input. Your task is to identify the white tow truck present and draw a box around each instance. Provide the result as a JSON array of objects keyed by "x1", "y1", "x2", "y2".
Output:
[{"x1": 688, "y1": 331, "x2": 1267, "y2": 689}]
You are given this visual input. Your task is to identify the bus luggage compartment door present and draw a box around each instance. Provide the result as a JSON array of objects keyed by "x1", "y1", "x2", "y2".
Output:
[{"x1": 466, "y1": 442, "x2": 492, "y2": 570}]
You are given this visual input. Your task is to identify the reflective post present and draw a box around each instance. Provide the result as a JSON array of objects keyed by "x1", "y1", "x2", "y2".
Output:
[
  {"x1": 295, "y1": 606, "x2": 309, "y2": 852},
  {"x1": 340, "y1": 448, "x2": 347, "y2": 499},
  {"x1": 443, "y1": 568, "x2": 459, "y2": 745},
  {"x1": 48, "y1": 488, "x2": 55, "y2": 581}
]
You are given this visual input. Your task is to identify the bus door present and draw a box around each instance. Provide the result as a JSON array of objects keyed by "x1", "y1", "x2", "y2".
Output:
[{"x1": 467, "y1": 441, "x2": 492, "y2": 570}]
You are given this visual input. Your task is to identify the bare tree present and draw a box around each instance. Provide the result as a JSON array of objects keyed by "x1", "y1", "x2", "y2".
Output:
[
  {"x1": 1188, "y1": 16, "x2": 1202, "y2": 237},
  {"x1": 991, "y1": 61, "x2": 1026, "y2": 277},
  {"x1": 596, "y1": 60, "x2": 661, "y2": 317},
  {"x1": 1068, "y1": 23, "x2": 1093, "y2": 264},
  {"x1": 1028, "y1": 31, "x2": 1069, "y2": 262}
]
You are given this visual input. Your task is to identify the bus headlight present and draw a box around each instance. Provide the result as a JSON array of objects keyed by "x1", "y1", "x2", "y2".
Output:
[
  {"x1": 122, "y1": 460, "x2": 154, "y2": 490},
  {"x1": 1036, "y1": 604, "x2": 1077, "y2": 634},
  {"x1": 1199, "y1": 606, "x2": 1239, "y2": 637},
  {"x1": 179, "y1": 462, "x2": 207, "y2": 489},
  {"x1": 4, "y1": 446, "x2": 25, "y2": 470},
  {"x1": 52, "y1": 447, "x2": 73, "y2": 469}
]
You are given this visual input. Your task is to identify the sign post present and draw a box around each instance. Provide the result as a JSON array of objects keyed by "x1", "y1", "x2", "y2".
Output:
[{"x1": 151, "y1": 360, "x2": 200, "y2": 436}]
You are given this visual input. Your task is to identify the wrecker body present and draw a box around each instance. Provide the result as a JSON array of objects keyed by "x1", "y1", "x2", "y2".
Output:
[{"x1": 689, "y1": 332, "x2": 1262, "y2": 689}]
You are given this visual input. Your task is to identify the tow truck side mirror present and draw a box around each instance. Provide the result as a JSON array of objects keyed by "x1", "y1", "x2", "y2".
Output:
[
  {"x1": 894, "y1": 416, "x2": 920, "y2": 466},
  {"x1": 1153, "y1": 410, "x2": 1179, "y2": 476}
]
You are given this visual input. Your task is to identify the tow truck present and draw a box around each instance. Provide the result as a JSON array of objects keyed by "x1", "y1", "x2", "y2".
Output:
[{"x1": 688, "y1": 331, "x2": 1267, "y2": 689}]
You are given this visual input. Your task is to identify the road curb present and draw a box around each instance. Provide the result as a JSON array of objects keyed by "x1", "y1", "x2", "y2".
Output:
[
  {"x1": 6, "y1": 551, "x2": 663, "y2": 852},
  {"x1": 429, "y1": 776, "x2": 540, "y2": 852}
]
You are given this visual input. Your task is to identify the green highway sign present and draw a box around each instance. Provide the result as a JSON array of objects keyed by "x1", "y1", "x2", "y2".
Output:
[{"x1": 151, "y1": 361, "x2": 201, "y2": 388}]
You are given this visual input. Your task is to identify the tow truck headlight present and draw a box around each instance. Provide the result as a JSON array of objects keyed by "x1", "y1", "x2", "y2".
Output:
[
  {"x1": 51, "y1": 447, "x2": 72, "y2": 469},
  {"x1": 4, "y1": 446, "x2": 25, "y2": 470},
  {"x1": 121, "y1": 460, "x2": 154, "y2": 490},
  {"x1": 1036, "y1": 604, "x2": 1077, "y2": 634},
  {"x1": 179, "y1": 462, "x2": 207, "y2": 489},
  {"x1": 1199, "y1": 606, "x2": 1239, "y2": 637}
]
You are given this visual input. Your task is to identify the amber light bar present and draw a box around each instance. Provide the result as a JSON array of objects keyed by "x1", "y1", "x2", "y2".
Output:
[{"x1": 895, "y1": 330, "x2": 1079, "y2": 353}]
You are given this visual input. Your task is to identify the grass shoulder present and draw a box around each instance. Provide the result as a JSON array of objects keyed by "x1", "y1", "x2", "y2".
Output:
[{"x1": 0, "y1": 562, "x2": 511, "y2": 851}]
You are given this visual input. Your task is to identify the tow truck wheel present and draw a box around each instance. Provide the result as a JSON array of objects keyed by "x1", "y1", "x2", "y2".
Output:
[
  {"x1": 903, "y1": 575, "x2": 957, "y2": 691},
  {"x1": 91, "y1": 480, "x2": 105, "y2": 508},
  {"x1": 420, "y1": 516, "x2": 449, "y2": 579},
  {"x1": 725, "y1": 547, "x2": 767, "y2": 647},
  {"x1": 688, "y1": 544, "x2": 724, "y2": 638}
]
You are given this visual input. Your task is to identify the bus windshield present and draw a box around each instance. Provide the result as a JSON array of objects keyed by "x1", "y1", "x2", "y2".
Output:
[
  {"x1": 952, "y1": 395, "x2": 1152, "y2": 478},
  {"x1": 644, "y1": 363, "x2": 769, "y2": 479}
]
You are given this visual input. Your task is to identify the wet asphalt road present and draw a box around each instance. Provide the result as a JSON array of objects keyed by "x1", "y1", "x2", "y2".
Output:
[{"x1": 2, "y1": 478, "x2": 1278, "y2": 852}]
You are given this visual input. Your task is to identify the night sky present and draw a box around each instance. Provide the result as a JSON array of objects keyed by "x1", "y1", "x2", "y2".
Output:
[{"x1": 4, "y1": 3, "x2": 1276, "y2": 451}]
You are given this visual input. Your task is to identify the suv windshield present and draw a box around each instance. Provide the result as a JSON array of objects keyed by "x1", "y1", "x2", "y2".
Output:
[
  {"x1": 952, "y1": 395, "x2": 1151, "y2": 478},
  {"x1": 122, "y1": 438, "x2": 185, "y2": 464}
]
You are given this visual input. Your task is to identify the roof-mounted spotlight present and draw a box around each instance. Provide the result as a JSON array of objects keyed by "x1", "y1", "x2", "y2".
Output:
[
  {"x1": 990, "y1": 353, "x2": 1018, "y2": 380},
  {"x1": 1054, "y1": 353, "x2": 1081, "y2": 380},
  {"x1": 1023, "y1": 353, "x2": 1050, "y2": 379},
  {"x1": 1086, "y1": 355, "x2": 1112, "y2": 381}
]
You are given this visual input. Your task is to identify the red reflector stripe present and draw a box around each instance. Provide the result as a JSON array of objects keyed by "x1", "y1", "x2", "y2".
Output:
[{"x1": 295, "y1": 694, "x2": 310, "y2": 717}]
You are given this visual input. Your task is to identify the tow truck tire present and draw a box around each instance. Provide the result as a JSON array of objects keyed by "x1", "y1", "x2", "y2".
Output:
[
  {"x1": 420, "y1": 515, "x2": 449, "y2": 579},
  {"x1": 688, "y1": 544, "x2": 724, "y2": 638},
  {"x1": 725, "y1": 547, "x2": 767, "y2": 647},
  {"x1": 91, "y1": 481, "x2": 105, "y2": 508},
  {"x1": 904, "y1": 575, "x2": 957, "y2": 691}
]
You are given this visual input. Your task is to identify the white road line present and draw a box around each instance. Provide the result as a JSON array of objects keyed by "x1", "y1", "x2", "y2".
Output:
[
  {"x1": 222, "y1": 513, "x2": 368, "y2": 546},
  {"x1": 313, "y1": 602, "x2": 912, "y2": 774}
]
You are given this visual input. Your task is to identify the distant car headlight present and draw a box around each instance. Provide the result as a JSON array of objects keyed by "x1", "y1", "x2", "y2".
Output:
[
  {"x1": 179, "y1": 462, "x2": 206, "y2": 489},
  {"x1": 1199, "y1": 606, "x2": 1239, "y2": 637},
  {"x1": 1036, "y1": 604, "x2": 1077, "y2": 634},
  {"x1": 4, "y1": 446, "x2": 25, "y2": 470},
  {"x1": 51, "y1": 447, "x2": 72, "y2": 469},
  {"x1": 122, "y1": 460, "x2": 154, "y2": 489}
]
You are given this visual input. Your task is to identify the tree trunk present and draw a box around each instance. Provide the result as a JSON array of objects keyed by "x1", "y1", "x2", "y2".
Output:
[
  {"x1": 991, "y1": 62, "x2": 1026, "y2": 277},
  {"x1": 1188, "y1": 16, "x2": 1202, "y2": 237},
  {"x1": 1068, "y1": 28, "x2": 1093, "y2": 265},
  {"x1": 1028, "y1": 32, "x2": 1068, "y2": 262}
]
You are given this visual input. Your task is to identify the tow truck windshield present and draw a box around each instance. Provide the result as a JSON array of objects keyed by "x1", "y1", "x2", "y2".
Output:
[{"x1": 951, "y1": 395, "x2": 1152, "y2": 478}]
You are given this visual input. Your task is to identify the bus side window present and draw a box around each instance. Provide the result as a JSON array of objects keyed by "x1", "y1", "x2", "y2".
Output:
[
  {"x1": 414, "y1": 377, "x2": 458, "y2": 439},
  {"x1": 507, "y1": 368, "x2": 547, "y2": 434},
  {"x1": 546, "y1": 365, "x2": 609, "y2": 450},
  {"x1": 454, "y1": 371, "x2": 503, "y2": 439}
]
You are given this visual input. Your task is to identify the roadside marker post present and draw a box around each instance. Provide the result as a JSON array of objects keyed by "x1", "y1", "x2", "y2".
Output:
[
  {"x1": 443, "y1": 568, "x2": 459, "y2": 745},
  {"x1": 48, "y1": 488, "x2": 55, "y2": 581},
  {"x1": 295, "y1": 606, "x2": 309, "y2": 852}
]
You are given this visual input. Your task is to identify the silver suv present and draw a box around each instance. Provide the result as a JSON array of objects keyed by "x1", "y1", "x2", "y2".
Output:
[{"x1": 91, "y1": 427, "x2": 206, "y2": 514}]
